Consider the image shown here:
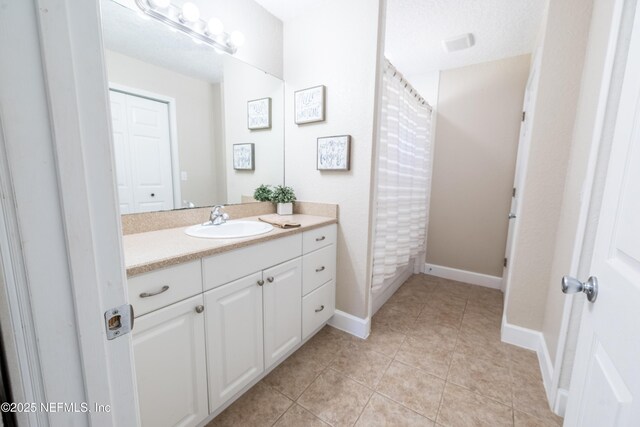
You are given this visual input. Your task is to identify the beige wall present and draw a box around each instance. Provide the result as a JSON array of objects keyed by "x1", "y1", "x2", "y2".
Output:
[
  {"x1": 283, "y1": 0, "x2": 382, "y2": 319},
  {"x1": 426, "y1": 55, "x2": 530, "y2": 277},
  {"x1": 105, "y1": 50, "x2": 223, "y2": 207},
  {"x1": 505, "y1": 0, "x2": 593, "y2": 331}
]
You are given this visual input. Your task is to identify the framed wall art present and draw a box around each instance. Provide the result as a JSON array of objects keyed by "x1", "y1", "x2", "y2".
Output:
[
  {"x1": 233, "y1": 143, "x2": 255, "y2": 170},
  {"x1": 294, "y1": 85, "x2": 325, "y2": 124},
  {"x1": 247, "y1": 97, "x2": 271, "y2": 130},
  {"x1": 317, "y1": 135, "x2": 351, "y2": 171}
]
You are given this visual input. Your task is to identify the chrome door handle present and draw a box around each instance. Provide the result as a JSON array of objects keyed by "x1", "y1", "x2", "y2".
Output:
[
  {"x1": 195, "y1": 305, "x2": 204, "y2": 314},
  {"x1": 266, "y1": 277, "x2": 274, "y2": 283},
  {"x1": 257, "y1": 279, "x2": 264, "y2": 286},
  {"x1": 315, "y1": 266, "x2": 325, "y2": 272},
  {"x1": 562, "y1": 276, "x2": 598, "y2": 303},
  {"x1": 315, "y1": 305, "x2": 325, "y2": 313},
  {"x1": 508, "y1": 213, "x2": 516, "y2": 219},
  {"x1": 315, "y1": 236, "x2": 326, "y2": 242},
  {"x1": 139, "y1": 285, "x2": 169, "y2": 298}
]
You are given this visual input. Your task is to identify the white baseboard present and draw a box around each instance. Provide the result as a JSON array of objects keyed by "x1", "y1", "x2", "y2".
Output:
[
  {"x1": 554, "y1": 388, "x2": 569, "y2": 417},
  {"x1": 328, "y1": 310, "x2": 370, "y2": 339},
  {"x1": 371, "y1": 264, "x2": 414, "y2": 316},
  {"x1": 501, "y1": 316, "x2": 559, "y2": 416},
  {"x1": 423, "y1": 263, "x2": 502, "y2": 289}
]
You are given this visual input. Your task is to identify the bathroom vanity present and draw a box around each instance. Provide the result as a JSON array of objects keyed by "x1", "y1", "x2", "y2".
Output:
[{"x1": 123, "y1": 215, "x2": 337, "y2": 426}]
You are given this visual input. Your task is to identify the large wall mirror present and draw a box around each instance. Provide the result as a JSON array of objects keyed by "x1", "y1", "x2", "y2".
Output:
[{"x1": 100, "y1": 0, "x2": 284, "y2": 214}]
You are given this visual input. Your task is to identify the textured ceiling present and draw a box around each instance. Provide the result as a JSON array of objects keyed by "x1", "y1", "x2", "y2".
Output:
[
  {"x1": 254, "y1": 0, "x2": 546, "y2": 76},
  {"x1": 253, "y1": 0, "x2": 322, "y2": 22},
  {"x1": 385, "y1": 0, "x2": 546, "y2": 75},
  {"x1": 100, "y1": 0, "x2": 225, "y2": 82}
]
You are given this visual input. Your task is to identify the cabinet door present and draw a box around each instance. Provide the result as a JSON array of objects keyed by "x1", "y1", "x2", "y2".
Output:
[
  {"x1": 205, "y1": 272, "x2": 264, "y2": 412},
  {"x1": 133, "y1": 295, "x2": 208, "y2": 427},
  {"x1": 263, "y1": 258, "x2": 302, "y2": 369}
]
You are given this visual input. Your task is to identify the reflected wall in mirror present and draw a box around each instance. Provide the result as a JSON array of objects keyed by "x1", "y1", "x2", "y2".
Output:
[{"x1": 100, "y1": 0, "x2": 284, "y2": 214}]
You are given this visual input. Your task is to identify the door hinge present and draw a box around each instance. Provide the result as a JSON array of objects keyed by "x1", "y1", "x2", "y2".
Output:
[
  {"x1": 105, "y1": 304, "x2": 134, "y2": 340},
  {"x1": 504, "y1": 257, "x2": 508, "y2": 268},
  {"x1": 512, "y1": 187, "x2": 516, "y2": 197},
  {"x1": 522, "y1": 111, "x2": 526, "y2": 121}
]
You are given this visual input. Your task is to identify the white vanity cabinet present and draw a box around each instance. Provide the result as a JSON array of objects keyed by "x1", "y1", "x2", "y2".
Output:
[
  {"x1": 204, "y1": 272, "x2": 265, "y2": 411},
  {"x1": 263, "y1": 258, "x2": 302, "y2": 368},
  {"x1": 132, "y1": 294, "x2": 208, "y2": 427},
  {"x1": 128, "y1": 223, "x2": 337, "y2": 426}
]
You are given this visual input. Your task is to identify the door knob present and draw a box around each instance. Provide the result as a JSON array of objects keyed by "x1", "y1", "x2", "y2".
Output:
[
  {"x1": 508, "y1": 213, "x2": 516, "y2": 219},
  {"x1": 257, "y1": 279, "x2": 264, "y2": 286},
  {"x1": 561, "y1": 276, "x2": 598, "y2": 303}
]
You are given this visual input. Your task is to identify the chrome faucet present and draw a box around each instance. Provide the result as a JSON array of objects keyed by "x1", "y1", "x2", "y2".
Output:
[{"x1": 208, "y1": 205, "x2": 229, "y2": 225}]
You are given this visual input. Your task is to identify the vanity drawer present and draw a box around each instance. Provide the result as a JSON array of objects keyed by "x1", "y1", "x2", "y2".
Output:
[
  {"x1": 302, "y1": 224, "x2": 337, "y2": 254},
  {"x1": 302, "y1": 244, "x2": 336, "y2": 296},
  {"x1": 128, "y1": 260, "x2": 202, "y2": 317},
  {"x1": 302, "y1": 280, "x2": 335, "y2": 339},
  {"x1": 203, "y1": 234, "x2": 302, "y2": 291}
]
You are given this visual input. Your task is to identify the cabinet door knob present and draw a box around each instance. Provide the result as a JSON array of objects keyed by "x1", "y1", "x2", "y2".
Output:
[
  {"x1": 315, "y1": 305, "x2": 325, "y2": 313},
  {"x1": 267, "y1": 277, "x2": 274, "y2": 283},
  {"x1": 315, "y1": 266, "x2": 325, "y2": 272},
  {"x1": 257, "y1": 279, "x2": 265, "y2": 286},
  {"x1": 195, "y1": 305, "x2": 205, "y2": 314},
  {"x1": 315, "y1": 236, "x2": 326, "y2": 242}
]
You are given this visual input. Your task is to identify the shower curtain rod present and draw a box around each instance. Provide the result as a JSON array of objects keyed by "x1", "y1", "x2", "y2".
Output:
[{"x1": 385, "y1": 60, "x2": 433, "y2": 113}]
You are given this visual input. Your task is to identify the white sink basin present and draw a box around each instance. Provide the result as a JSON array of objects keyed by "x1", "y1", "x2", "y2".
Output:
[{"x1": 184, "y1": 220, "x2": 274, "y2": 239}]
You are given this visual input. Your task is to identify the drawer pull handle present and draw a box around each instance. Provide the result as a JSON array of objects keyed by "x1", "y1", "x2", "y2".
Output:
[
  {"x1": 315, "y1": 266, "x2": 325, "y2": 272},
  {"x1": 195, "y1": 305, "x2": 205, "y2": 314},
  {"x1": 315, "y1": 236, "x2": 326, "y2": 242},
  {"x1": 267, "y1": 277, "x2": 275, "y2": 283},
  {"x1": 257, "y1": 279, "x2": 265, "y2": 286},
  {"x1": 139, "y1": 285, "x2": 169, "y2": 298},
  {"x1": 315, "y1": 305, "x2": 325, "y2": 313}
]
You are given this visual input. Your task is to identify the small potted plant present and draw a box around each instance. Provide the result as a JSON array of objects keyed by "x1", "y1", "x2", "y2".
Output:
[
  {"x1": 270, "y1": 185, "x2": 296, "y2": 215},
  {"x1": 253, "y1": 184, "x2": 273, "y2": 202}
]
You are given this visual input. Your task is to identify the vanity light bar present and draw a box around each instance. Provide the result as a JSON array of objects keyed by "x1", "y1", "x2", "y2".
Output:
[{"x1": 134, "y1": 0, "x2": 239, "y2": 55}]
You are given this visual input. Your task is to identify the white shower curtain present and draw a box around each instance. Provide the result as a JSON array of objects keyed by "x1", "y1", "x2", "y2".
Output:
[{"x1": 371, "y1": 60, "x2": 433, "y2": 295}]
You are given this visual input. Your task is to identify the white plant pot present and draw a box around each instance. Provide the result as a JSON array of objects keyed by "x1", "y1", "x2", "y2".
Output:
[{"x1": 276, "y1": 202, "x2": 293, "y2": 215}]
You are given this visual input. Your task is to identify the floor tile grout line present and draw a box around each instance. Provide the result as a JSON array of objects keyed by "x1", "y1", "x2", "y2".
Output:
[
  {"x1": 374, "y1": 388, "x2": 440, "y2": 423},
  {"x1": 435, "y1": 293, "x2": 468, "y2": 423}
]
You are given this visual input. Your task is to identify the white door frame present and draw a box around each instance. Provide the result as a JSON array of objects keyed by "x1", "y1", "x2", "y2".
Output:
[
  {"x1": 0, "y1": 0, "x2": 139, "y2": 425},
  {"x1": 501, "y1": 47, "x2": 542, "y2": 294},
  {"x1": 109, "y1": 83, "x2": 182, "y2": 210}
]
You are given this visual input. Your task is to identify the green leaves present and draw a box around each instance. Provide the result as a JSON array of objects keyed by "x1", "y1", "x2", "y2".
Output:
[
  {"x1": 270, "y1": 185, "x2": 296, "y2": 204},
  {"x1": 253, "y1": 184, "x2": 273, "y2": 202}
]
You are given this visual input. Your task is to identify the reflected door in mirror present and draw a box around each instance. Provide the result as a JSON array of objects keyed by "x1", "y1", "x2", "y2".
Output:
[{"x1": 110, "y1": 90, "x2": 175, "y2": 214}]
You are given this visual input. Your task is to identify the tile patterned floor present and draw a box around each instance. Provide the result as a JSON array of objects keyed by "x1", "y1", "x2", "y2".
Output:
[{"x1": 207, "y1": 274, "x2": 564, "y2": 426}]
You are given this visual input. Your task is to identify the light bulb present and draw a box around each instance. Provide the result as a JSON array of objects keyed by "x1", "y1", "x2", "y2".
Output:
[
  {"x1": 148, "y1": 0, "x2": 170, "y2": 9},
  {"x1": 230, "y1": 30, "x2": 245, "y2": 47},
  {"x1": 206, "y1": 17, "x2": 224, "y2": 36},
  {"x1": 180, "y1": 2, "x2": 200, "y2": 23}
]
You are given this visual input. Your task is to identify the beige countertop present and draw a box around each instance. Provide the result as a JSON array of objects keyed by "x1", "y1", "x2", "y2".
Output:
[{"x1": 123, "y1": 214, "x2": 338, "y2": 277}]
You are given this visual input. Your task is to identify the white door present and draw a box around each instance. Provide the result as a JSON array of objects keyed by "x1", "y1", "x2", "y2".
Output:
[
  {"x1": 109, "y1": 90, "x2": 174, "y2": 213},
  {"x1": 564, "y1": 6, "x2": 640, "y2": 424},
  {"x1": 263, "y1": 258, "x2": 302, "y2": 369},
  {"x1": 109, "y1": 91, "x2": 136, "y2": 213},
  {"x1": 205, "y1": 272, "x2": 265, "y2": 412},
  {"x1": 133, "y1": 294, "x2": 208, "y2": 427},
  {"x1": 502, "y1": 50, "x2": 542, "y2": 290}
]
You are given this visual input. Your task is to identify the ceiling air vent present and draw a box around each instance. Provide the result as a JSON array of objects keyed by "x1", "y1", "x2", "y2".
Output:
[{"x1": 442, "y1": 33, "x2": 475, "y2": 53}]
